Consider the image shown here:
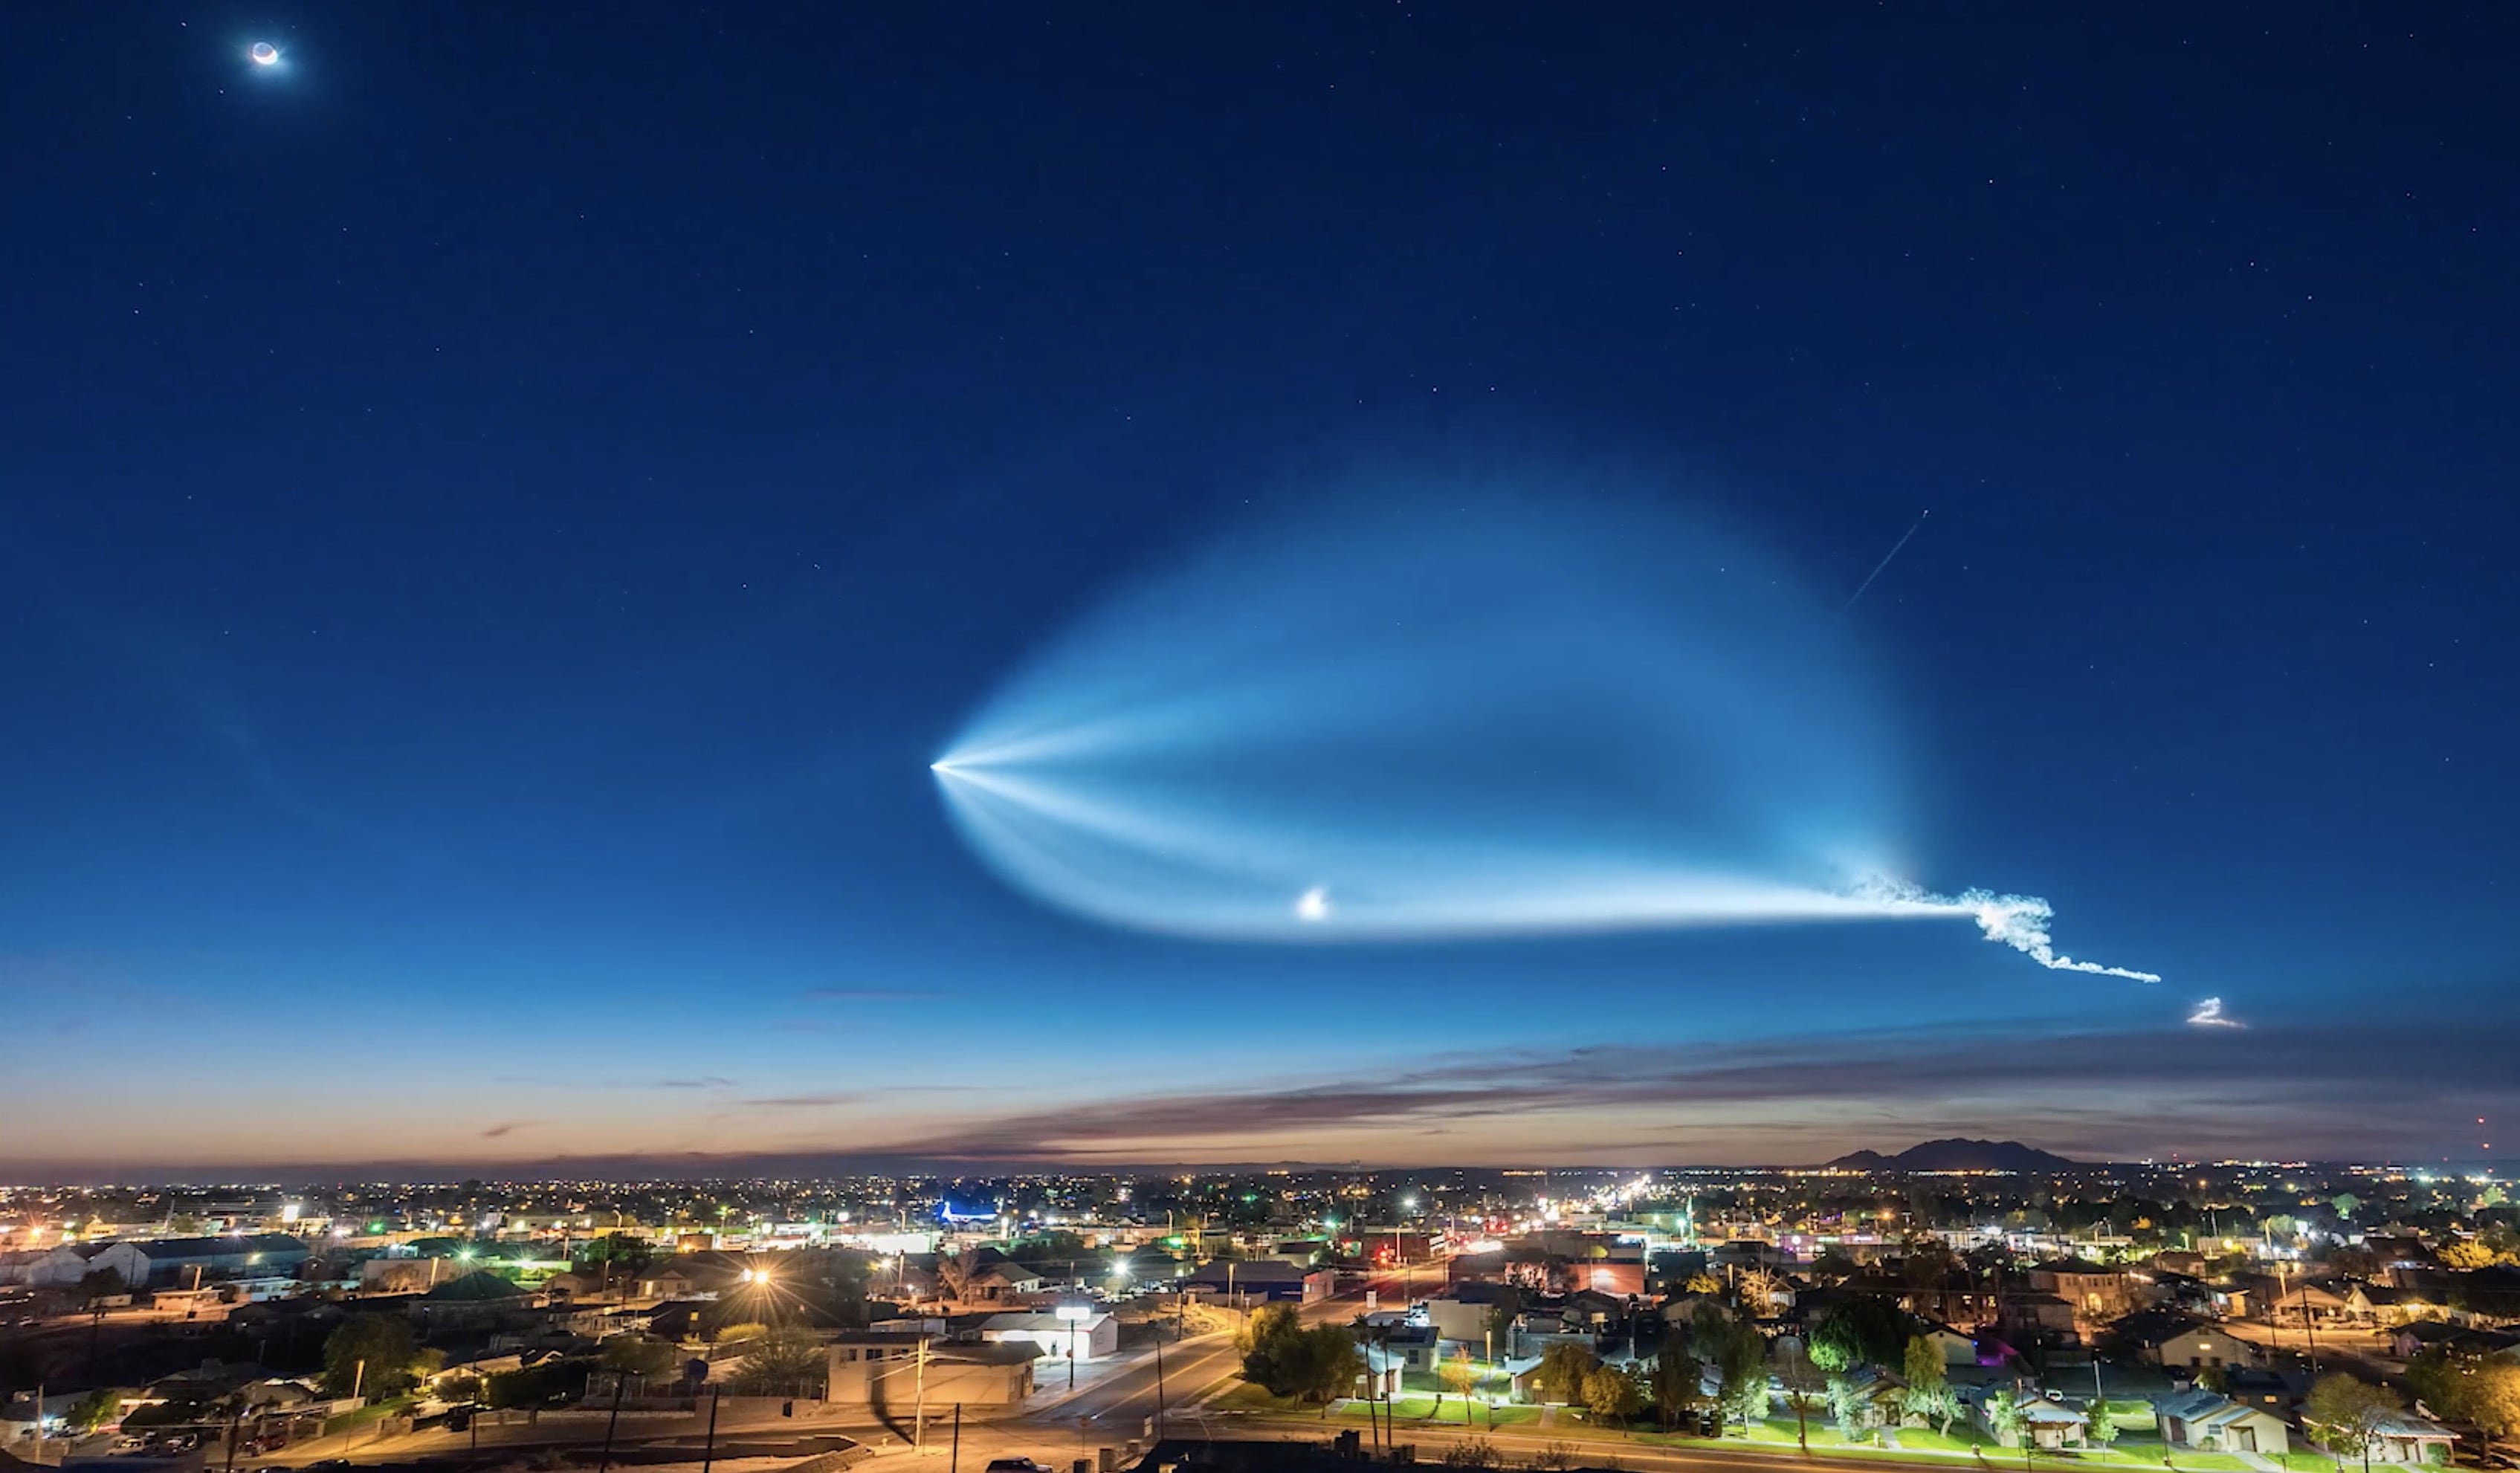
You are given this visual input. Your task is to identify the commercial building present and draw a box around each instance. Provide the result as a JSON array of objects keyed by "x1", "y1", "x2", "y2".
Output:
[
  {"x1": 979, "y1": 1310, "x2": 1117, "y2": 1362},
  {"x1": 827, "y1": 1332, "x2": 1034, "y2": 1408}
]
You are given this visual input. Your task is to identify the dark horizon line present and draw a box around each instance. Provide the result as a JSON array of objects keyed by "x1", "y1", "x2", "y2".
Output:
[{"x1": 3, "y1": 1153, "x2": 2495, "y2": 1191}]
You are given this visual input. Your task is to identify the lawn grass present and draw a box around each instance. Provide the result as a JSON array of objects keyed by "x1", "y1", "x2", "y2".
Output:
[
  {"x1": 1333, "y1": 1395, "x2": 1540, "y2": 1428},
  {"x1": 1209, "y1": 1383, "x2": 1311, "y2": 1414}
]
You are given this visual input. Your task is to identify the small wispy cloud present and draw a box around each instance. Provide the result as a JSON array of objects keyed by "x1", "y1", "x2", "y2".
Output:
[
  {"x1": 656, "y1": 1077, "x2": 739, "y2": 1090},
  {"x1": 2187, "y1": 997, "x2": 2244, "y2": 1028},
  {"x1": 745, "y1": 1092, "x2": 866, "y2": 1110},
  {"x1": 802, "y1": 986, "x2": 933, "y2": 1002},
  {"x1": 480, "y1": 1121, "x2": 535, "y2": 1139}
]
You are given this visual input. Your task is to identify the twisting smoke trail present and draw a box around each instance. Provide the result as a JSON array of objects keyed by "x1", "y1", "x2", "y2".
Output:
[
  {"x1": 1849, "y1": 878, "x2": 2160, "y2": 980},
  {"x1": 2187, "y1": 997, "x2": 2243, "y2": 1027},
  {"x1": 1846, "y1": 509, "x2": 1929, "y2": 609}
]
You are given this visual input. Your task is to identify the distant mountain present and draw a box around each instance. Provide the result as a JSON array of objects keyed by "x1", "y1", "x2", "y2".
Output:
[{"x1": 1826, "y1": 1138, "x2": 2081, "y2": 1173}]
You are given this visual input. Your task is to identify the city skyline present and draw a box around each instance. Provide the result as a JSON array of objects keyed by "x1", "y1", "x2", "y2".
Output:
[{"x1": 6, "y1": 6, "x2": 2516, "y2": 1176}]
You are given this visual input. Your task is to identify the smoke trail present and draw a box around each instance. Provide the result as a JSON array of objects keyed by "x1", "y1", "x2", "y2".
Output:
[
  {"x1": 934, "y1": 486, "x2": 2160, "y2": 985},
  {"x1": 1851, "y1": 878, "x2": 2161, "y2": 982},
  {"x1": 2187, "y1": 997, "x2": 2243, "y2": 1027}
]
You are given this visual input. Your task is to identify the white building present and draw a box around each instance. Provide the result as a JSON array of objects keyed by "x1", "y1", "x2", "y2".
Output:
[{"x1": 979, "y1": 1310, "x2": 1117, "y2": 1362}]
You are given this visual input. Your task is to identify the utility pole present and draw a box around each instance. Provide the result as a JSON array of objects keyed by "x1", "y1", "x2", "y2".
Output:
[
  {"x1": 700, "y1": 1389, "x2": 720, "y2": 1473},
  {"x1": 30, "y1": 1382, "x2": 40, "y2": 1468},
  {"x1": 914, "y1": 1335, "x2": 929, "y2": 1454},
  {"x1": 595, "y1": 1373, "x2": 625, "y2": 1473},
  {"x1": 1153, "y1": 1342, "x2": 1167, "y2": 1443},
  {"x1": 949, "y1": 1404, "x2": 962, "y2": 1473},
  {"x1": 2298, "y1": 1280, "x2": 2320, "y2": 1374}
]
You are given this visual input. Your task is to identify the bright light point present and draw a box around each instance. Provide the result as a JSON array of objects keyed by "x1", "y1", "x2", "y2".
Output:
[
  {"x1": 249, "y1": 42, "x2": 280, "y2": 65},
  {"x1": 1295, "y1": 886, "x2": 1331, "y2": 922}
]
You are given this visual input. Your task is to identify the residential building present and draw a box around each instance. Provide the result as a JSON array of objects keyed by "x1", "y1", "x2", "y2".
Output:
[
  {"x1": 2156, "y1": 1388, "x2": 2293, "y2": 1455},
  {"x1": 2115, "y1": 1310, "x2": 2264, "y2": 1372},
  {"x1": 2028, "y1": 1260, "x2": 2135, "y2": 1323}
]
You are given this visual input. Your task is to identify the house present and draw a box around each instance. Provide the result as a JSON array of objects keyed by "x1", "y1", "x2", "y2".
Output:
[
  {"x1": 2253, "y1": 1276, "x2": 2353, "y2": 1327},
  {"x1": 1916, "y1": 1321, "x2": 1980, "y2": 1367},
  {"x1": 965, "y1": 1261, "x2": 1046, "y2": 1303},
  {"x1": 410, "y1": 1269, "x2": 532, "y2": 1330},
  {"x1": 1823, "y1": 1366, "x2": 1907, "y2": 1430},
  {"x1": 1999, "y1": 1292, "x2": 2077, "y2": 1337},
  {"x1": 2156, "y1": 1388, "x2": 2293, "y2": 1455},
  {"x1": 2115, "y1": 1310, "x2": 2264, "y2": 1372},
  {"x1": 1426, "y1": 1282, "x2": 1519, "y2": 1345},
  {"x1": 1359, "y1": 1318, "x2": 1441, "y2": 1395},
  {"x1": 978, "y1": 1310, "x2": 1117, "y2": 1362},
  {"x1": 2363, "y1": 1411, "x2": 2458, "y2": 1465},
  {"x1": 1560, "y1": 1289, "x2": 1633, "y2": 1330},
  {"x1": 1843, "y1": 1272, "x2": 1994, "y2": 1329},
  {"x1": 827, "y1": 1333, "x2": 1033, "y2": 1408},
  {"x1": 361, "y1": 1257, "x2": 461, "y2": 1295},
  {"x1": 2006, "y1": 1396, "x2": 2089, "y2": 1450},
  {"x1": 2029, "y1": 1260, "x2": 2136, "y2": 1323}
]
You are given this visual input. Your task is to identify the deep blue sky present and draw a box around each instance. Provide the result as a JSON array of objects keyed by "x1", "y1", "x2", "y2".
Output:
[{"x1": 4, "y1": 4, "x2": 2513, "y2": 1174}]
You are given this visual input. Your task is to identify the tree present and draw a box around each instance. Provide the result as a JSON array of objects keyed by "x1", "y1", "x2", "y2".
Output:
[
  {"x1": 2439, "y1": 1240, "x2": 2506, "y2": 1271},
  {"x1": 1901, "y1": 1336, "x2": 1956, "y2": 1431},
  {"x1": 1807, "y1": 1298, "x2": 1917, "y2": 1373},
  {"x1": 1736, "y1": 1270, "x2": 1785, "y2": 1318},
  {"x1": 600, "y1": 1337, "x2": 678, "y2": 1379},
  {"x1": 1985, "y1": 1389, "x2": 2026, "y2": 1447},
  {"x1": 2464, "y1": 1362, "x2": 2520, "y2": 1446},
  {"x1": 1486, "y1": 1286, "x2": 1525, "y2": 1344},
  {"x1": 485, "y1": 1359, "x2": 590, "y2": 1409},
  {"x1": 1827, "y1": 1376, "x2": 1870, "y2": 1444},
  {"x1": 1441, "y1": 1437, "x2": 1501, "y2": 1468},
  {"x1": 2087, "y1": 1399, "x2": 2123, "y2": 1448},
  {"x1": 2303, "y1": 1373, "x2": 2402, "y2": 1473},
  {"x1": 1683, "y1": 1272, "x2": 1723, "y2": 1297},
  {"x1": 78, "y1": 1268, "x2": 126, "y2": 1310},
  {"x1": 1648, "y1": 1348, "x2": 1703, "y2": 1431},
  {"x1": 1440, "y1": 1345, "x2": 1481, "y2": 1417},
  {"x1": 933, "y1": 1252, "x2": 974, "y2": 1304},
  {"x1": 1582, "y1": 1364, "x2": 1646, "y2": 1428},
  {"x1": 65, "y1": 1388, "x2": 124, "y2": 1434},
  {"x1": 322, "y1": 1313, "x2": 428, "y2": 1399},
  {"x1": 1532, "y1": 1342, "x2": 1600, "y2": 1406},
  {"x1": 1239, "y1": 1305, "x2": 1364, "y2": 1406},
  {"x1": 727, "y1": 1326, "x2": 827, "y2": 1397},
  {"x1": 1777, "y1": 1350, "x2": 1826, "y2": 1451},
  {"x1": 1714, "y1": 1324, "x2": 1768, "y2": 1434}
]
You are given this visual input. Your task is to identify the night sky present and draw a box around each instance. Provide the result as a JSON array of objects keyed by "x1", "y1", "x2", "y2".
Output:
[{"x1": 6, "y1": 4, "x2": 2515, "y2": 1176}]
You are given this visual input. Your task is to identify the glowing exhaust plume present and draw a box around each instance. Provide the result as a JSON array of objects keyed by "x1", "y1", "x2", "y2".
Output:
[{"x1": 932, "y1": 485, "x2": 2155, "y2": 981}]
